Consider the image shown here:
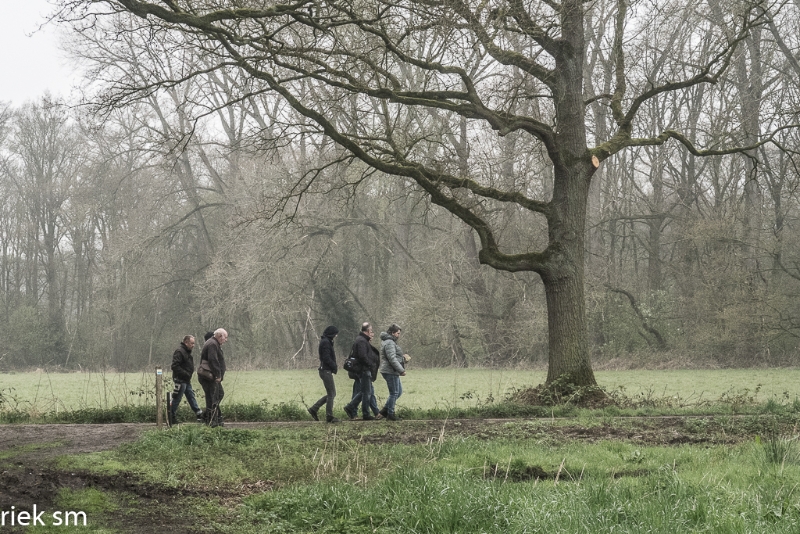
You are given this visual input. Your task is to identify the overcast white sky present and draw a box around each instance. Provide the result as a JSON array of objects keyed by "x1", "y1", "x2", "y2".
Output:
[{"x1": 1, "y1": 1, "x2": 77, "y2": 106}]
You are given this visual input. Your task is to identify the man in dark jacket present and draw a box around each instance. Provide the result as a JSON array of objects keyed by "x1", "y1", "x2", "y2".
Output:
[
  {"x1": 198, "y1": 328, "x2": 228, "y2": 427},
  {"x1": 169, "y1": 335, "x2": 204, "y2": 425},
  {"x1": 308, "y1": 325, "x2": 340, "y2": 423},
  {"x1": 343, "y1": 322, "x2": 381, "y2": 420}
]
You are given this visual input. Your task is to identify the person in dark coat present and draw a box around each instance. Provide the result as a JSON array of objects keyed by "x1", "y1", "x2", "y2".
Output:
[
  {"x1": 198, "y1": 328, "x2": 228, "y2": 427},
  {"x1": 169, "y1": 335, "x2": 204, "y2": 425},
  {"x1": 343, "y1": 322, "x2": 381, "y2": 420},
  {"x1": 308, "y1": 325, "x2": 341, "y2": 423}
]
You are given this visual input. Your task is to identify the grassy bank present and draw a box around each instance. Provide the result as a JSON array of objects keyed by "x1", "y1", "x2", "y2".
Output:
[
  {"x1": 4, "y1": 369, "x2": 800, "y2": 531},
  {"x1": 33, "y1": 418, "x2": 800, "y2": 533}
]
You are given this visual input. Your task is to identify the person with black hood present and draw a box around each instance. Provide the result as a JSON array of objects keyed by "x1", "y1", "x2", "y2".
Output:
[
  {"x1": 197, "y1": 328, "x2": 228, "y2": 427},
  {"x1": 169, "y1": 335, "x2": 204, "y2": 426},
  {"x1": 308, "y1": 325, "x2": 341, "y2": 423}
]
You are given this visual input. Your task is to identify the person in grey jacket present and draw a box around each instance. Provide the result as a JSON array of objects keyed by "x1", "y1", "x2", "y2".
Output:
[{"x1": 378, "y1": 324, "x2": 407, "y2": 421}]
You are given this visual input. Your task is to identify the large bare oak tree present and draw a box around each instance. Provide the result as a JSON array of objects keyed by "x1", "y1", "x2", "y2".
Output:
[{"x1": 60, "y1": 0, "x2": 791, "y2": 386}]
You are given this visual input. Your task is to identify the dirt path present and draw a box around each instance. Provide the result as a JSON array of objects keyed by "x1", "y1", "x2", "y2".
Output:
[{"x1": 1, "y1": 423, "x2": 150, "y2": 459}]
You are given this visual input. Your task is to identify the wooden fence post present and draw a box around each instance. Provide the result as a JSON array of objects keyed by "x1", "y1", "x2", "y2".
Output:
[{"x1": 156, "y1": 367, "x2": 163, "y2": 428}]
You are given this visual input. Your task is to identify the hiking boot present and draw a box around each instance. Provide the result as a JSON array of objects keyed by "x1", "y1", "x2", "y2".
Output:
[
  {"x1": 344, "y1": 405, "x2": 356, "y2": 420},
  {"x1": 379, "y1": 407, "x2": 388, "y2": 418},
  {"x1": 308, "y1": 408, "x2": 319, "y2": 421},
  {"x1": 326, "y1": 416, "x2": 341, "y2": 423},
  {"x1": 195, "y1": 411, "x2": 204, "y2": 423},
  {"x1": 375, "y1": 413, "x2": 384, "y2": 420},
  {"x1": 362, "y1": 415, "x2": 376, "y2": 421},
  {"x1": 387, "y1": 413, "x2": 401, "y2": 421}
]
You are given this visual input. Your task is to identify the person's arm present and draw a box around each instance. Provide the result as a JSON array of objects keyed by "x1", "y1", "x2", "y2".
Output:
[
  {"x1": 206, "y1": 344, "x2": 222, "y2": 378},
  {"x1": 171, "y1": 349, "x2": 191, "y2": 382},
  {"x1": 384, "y1": 341, "x2": 405, "y2": 374},
  {"x1": 320, "y1": 339, "x2": 337, "y2": 371},
  {"x1": 354, "y1": 338, "x2": 370, "y2": 365}
]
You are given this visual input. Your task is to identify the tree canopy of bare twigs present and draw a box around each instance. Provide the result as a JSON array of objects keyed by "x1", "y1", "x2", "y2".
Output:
[{"x1": 45, "y1": 0, "x2": 800, "y2": 384}]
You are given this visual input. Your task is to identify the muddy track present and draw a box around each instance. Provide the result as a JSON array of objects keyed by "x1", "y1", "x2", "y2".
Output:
[{"x1": 0, "y1": 415, "x2": 769, "y2": 457}]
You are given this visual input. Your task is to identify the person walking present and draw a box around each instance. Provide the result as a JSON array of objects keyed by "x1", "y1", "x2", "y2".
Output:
[
  {"x1": 344, "y1": 372, "x2": 381, "y2": 420},
  {"x1": 169, "y1": 335, "x2": 204, "y2": 425},
  {"x1": 378, "y1": 324, "x2": 407, "y2": 421},
  {"x1": 308, "y1": 325, "x2": 341, "y2": 423},
  {"x1": 343, "y1": 322, "x2": 381, "y2": 420},
  {"x1": 197, "y1": 328, "x2": 228, "y2": 427}
]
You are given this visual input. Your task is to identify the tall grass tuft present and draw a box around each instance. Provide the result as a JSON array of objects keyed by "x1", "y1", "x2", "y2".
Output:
[{"x1": 758, "y1": 431, "x2": 799, "y2": 469}]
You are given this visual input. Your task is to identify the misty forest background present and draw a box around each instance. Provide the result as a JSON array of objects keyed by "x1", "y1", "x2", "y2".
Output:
[{"x1": 1, "y1": 1, "x2": 800, "y2": 372}]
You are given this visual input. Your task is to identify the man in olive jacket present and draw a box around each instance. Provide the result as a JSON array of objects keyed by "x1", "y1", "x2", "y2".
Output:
[
  {"x1": 198, "y1": 328, "x2": 228, "y2": 427},
  {"x1": 169, "y1": 335, "x2": 204, "y2": 425}
]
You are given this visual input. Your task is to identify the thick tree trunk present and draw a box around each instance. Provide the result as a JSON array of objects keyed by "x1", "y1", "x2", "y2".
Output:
[
  {"x1": 541, "y1": 2, "x2": 597, "y2": 387},
  {"x1": 541, "y1": 160, "x2": 597, "y2": 386},
  {"x1": 542, "y1": 267, "x2": 594, "y2": 385}
]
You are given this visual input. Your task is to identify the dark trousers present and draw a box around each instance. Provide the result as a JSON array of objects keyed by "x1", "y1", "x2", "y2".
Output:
[
  {"x1": 345, "y1": 374, "x2": 379, "y2": 416},
  {"x1": 311, "y1": 369, "x2": 337, "y2": 418},
  {"x1": 344, "y1": 373, "x2": 378, "y2": 415},
  {"x1": 359, "y1": 371, "x2": 373, "y2": 416},
  {"x1": 199, "y1": 377, "x2": 224, "y2": 424}
]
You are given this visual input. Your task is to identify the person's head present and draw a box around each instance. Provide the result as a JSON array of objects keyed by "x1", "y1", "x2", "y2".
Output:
[
  {"x1": 387, "y1": 324, "x2": 402, "y2": 339},
  {"x1": 214, "y1": 328, "x2": 229, "y2": 345},
  {"x1": 323, "y1": 325, "x2": 339, "y2": 339},
  {"x1": 204, "y1": 331, "x2": 214, "y2": 342},
  {"x1": 361, "y1": 322, "x2": 374, "y2": 339},
  {"x1": 183, "y1": 335, "x2": 196, "y2": 350}
]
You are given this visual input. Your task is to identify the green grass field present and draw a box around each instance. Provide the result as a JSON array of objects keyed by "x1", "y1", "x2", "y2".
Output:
[
  {"x1": 1, "y1": 368, "x2": 797, "y2": 414},
  {"x1": 41, "y1": 419, "x2": 800, "y2": 533},
  {"x1": 5, "y1": 368, "x2": 800, "y2": 532}
]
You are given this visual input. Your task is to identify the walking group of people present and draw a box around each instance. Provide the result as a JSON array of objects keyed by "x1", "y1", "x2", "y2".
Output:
[
  {"x1": 169, "y1": 328, "x2": 228, "y2": 428},
  {"x1": 167, "y1": 321, "x2": 406, "y2": 427},
  {"x1": 309, "y1": 322, "x2": 409, "y2": 423}
]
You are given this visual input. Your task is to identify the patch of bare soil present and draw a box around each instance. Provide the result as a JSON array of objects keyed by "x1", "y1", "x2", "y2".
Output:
[
  {"x1": 0, "y1": 466, "x2": 226, "y2": 533},
  {"x1": 0, "y1": 423, "x2": 211, "y2": 534},
  {"x1": 0, "y1": 423, "x2": 148, "y2": 460}
]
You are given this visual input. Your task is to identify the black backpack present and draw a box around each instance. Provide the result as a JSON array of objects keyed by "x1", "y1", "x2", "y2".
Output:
[{"x1": 343, "y1": 346, "x2": 359, "y2": 372}]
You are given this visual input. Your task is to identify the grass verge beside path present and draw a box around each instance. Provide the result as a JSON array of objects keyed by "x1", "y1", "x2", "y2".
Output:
[{"x1": 40, "y1": 416, "x2": 800, "y2": 533}]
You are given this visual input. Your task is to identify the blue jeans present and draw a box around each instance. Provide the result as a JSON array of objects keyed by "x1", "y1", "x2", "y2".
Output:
[
  {"x1": 346, "y1": 373, "x2": 379, "y2": 416},
  {"x1": 381, "y1": 373, "x2": 402, "y2": 415},
  {"x1": 170, "y1": 380, "x2": 202, "y2": 416}
]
